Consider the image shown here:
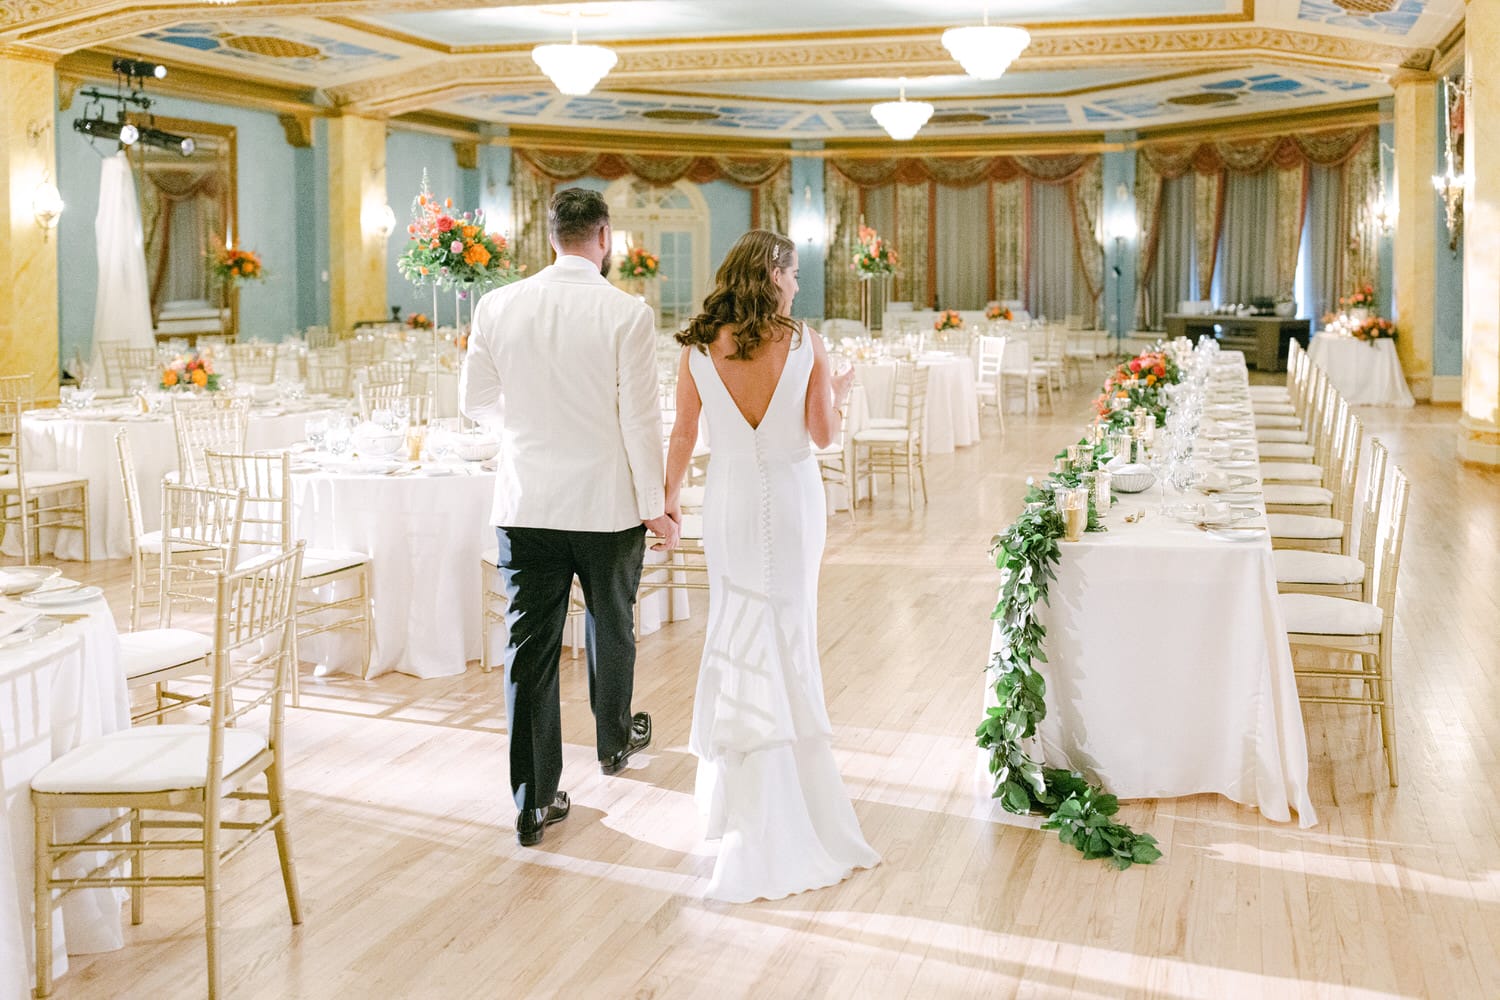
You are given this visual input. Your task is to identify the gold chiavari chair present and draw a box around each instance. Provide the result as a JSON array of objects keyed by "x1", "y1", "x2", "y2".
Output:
[
  {"x1": 116, "y1": 346, "x2": 160, "y2": 390},
  {"x1": 345, "y1": 337, "x2": 382, "y2": 368},
  {"x1": 204, "y1": 449, "x2": 374, "y2": 702},
  {"x1": 116, "y1": 430, "x2": 163, "y2": 629},
  {"x1": 119, "y1": 483, "x2": 245, "y2": 725},
  {"x1": 1280, "y1": 460, "x2": 1409, "y2": 785},
  {"x1": 1275, "y1": 438, "x2": 1389, "y2": 600},
  {"x1": 92, "y1": 339, "x2": 126, "y2": 388},
  {"x1": 815, "y1": 435, "x2": 859, "y2": 527},
  {"x1": 364, "y1": 359, "x2": 413, "y2": 386},
  {"x1": 0, "y1": 399, "x2": 91, "y2": 563},
  {"x1": 637, "y1": 490, "x2": 709, "y2": 630},
  {"x1": 303, "y1": 325, "x2": 336, "y2": 350},
  {"x1": 1263, "y1": 396, "x2": 1352, "y2": 518},
  {"x1": 1270, "y1": 409, "x2": 1361, "y2": 554},
  {"x1": 305, "y1": 347, "x2": 351, "y2": 396},
  {"x1": 228, "y1": 343, "x2": 277, "y2": 384},
  {"x1": 1250, "y1": 338, "x2": 1305, "y2": 408},
  {"x1": 358, "y1": 380, "x2": 418, "y2": 421},
  {"x1": 30, "y1": 543, "x2": 306, "y2": 1000},
  {"x1": 173, "y1": 398, "x2": 251, "y2": 485},
  {"x1": 0, "y1": 373, "x2": 33, "y2": 406},
  {"x1": 853, "y1": 362, "x2": 929, "y2": 510}
]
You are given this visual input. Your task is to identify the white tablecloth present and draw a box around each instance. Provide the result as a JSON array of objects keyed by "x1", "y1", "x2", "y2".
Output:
[
  {"x1": 289, "y1": 464, "x2": 686, "y2": 680},
  {"x1": 13, "y1": 402, "x2": 344, "y2": 561},
  {"x1": 854, "y1": 354, "x2": 980, "y2": 455},
  {"x1": 986, "y1": 357, "x2": 1316, "y2": 825},
  {"x1": 0, "y1": 596, "x2": 127, "y2": 1000},
  {"x1": 1307, "y1": 335, "x2": 1414, "y2": 408}
]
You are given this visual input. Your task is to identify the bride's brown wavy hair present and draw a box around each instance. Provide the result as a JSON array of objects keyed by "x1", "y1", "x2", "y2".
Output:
[{"x1": 677, "y1": 230, "x2": 797, "y2": 361}]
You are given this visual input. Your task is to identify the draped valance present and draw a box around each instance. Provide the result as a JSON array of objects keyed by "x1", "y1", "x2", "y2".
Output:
[
  {"x1": 829, "y1": 153, "x2": 1096, "y2": 189},
  {"x1": 1141, "y1": 126, "x2": 1373, "y2": 178},
  {"x1": 514, "y1": 148, "x2": 787, "y2": 188}
]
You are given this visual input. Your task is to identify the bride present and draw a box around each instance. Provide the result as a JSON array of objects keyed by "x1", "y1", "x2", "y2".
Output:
[{"x1": 664, "y1": 230, "x2": 879, "y2": 902}]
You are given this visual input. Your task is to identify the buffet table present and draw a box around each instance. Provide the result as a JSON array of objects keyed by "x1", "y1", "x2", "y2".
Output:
[
  {"x1": 0, "y1": 592, "x2": 127, "y2": 1000},
  {"x1": 1164, "y1": 313, "x2": 1309, "y2": 372},
  {"x1": 1307, "y1": 334, "x2": 1415, "y2": 408}
]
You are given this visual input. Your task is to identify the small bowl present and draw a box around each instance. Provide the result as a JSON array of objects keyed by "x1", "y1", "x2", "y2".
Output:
[
  {"x1": 1111, "y1": 469, "x2": 1156, "y2": 494},
  {"x1": 451, "y1": 435, "x2": 500, "y2": 462}
]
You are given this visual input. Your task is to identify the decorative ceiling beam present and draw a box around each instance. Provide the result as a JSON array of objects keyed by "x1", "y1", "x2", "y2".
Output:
[{"x1": 56, "y1": 47, "x2": 326, "y2": 117}]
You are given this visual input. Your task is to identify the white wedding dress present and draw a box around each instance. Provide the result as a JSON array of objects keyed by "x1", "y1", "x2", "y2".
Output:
[{"x1": 687, "y1": 328, "x2": 880, "y2": 903}]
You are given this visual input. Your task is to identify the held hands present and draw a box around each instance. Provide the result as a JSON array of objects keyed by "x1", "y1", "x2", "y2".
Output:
[{"x1": 645, "y1": 509, "x2": 681, "y2": 552}]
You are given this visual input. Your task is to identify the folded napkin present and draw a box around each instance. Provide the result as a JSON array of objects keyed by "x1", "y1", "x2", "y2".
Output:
[{"x1": 0, "y1": 607, "x2": 43, "y2": 642}]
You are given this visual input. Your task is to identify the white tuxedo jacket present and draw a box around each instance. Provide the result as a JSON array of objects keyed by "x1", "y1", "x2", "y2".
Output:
[{"x1": 459, "y1": 254, "x2": 665, "y2": 532}]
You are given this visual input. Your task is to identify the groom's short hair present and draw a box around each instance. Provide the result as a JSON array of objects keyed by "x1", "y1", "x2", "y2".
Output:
[{"x1": 548, "y1": 188, "x2": 609, "y2": 248}]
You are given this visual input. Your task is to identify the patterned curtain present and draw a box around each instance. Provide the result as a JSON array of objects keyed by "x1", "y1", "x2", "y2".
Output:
[
  {"x1": 1142, "y1": 126, "x2": 1373, "y2": 178},
  {"x1": 896, "y1": 183, "x2": 930, "y2": 307},
  {"x1": 1134, "y1": 153, "x2": 1164, "y2": 326},
  {"x1": 1275, "y1": 165, "x2": 1308, "y2": 301},
  {"x1": 824, "y1": 166, "x2": 861, "y2": 320},
  {"x1": 510, "y1": 151, "x2": 553, "y2": 277},
  {"x1": 1342, "y1": 138, "x2": 1379, "y2": 291},
  {"x1": 991, "y1": 179, "x2": 1025, "y2": 301},
  {"x1": 764, "y1": 164, "x2": 792, "y2": 239},
  {"x1": 1066, "y1": 158, "x2": 1104, "y2": 308},
  {"x1": 1195, "y1": 171, "x2": 1224, "y2": 301},
  {"x1": 829, "y1": 153, "x2": 1095, "y2": 188}
]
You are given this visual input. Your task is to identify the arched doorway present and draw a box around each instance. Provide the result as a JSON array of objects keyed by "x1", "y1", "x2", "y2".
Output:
[{"x1": 604, "y1": 178, "x2": 711, "y2": 330}]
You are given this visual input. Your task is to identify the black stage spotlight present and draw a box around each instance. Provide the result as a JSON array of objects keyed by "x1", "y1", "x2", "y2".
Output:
[
  {"x1": 112, "y1": 58, "x2": 167, "y2": 81},
  {"x1": 73, "y1": 117, "x2": 139, "y2": 145},
  {"x1": 139, "y1": 127, "x2": 195, "y2": 157}
]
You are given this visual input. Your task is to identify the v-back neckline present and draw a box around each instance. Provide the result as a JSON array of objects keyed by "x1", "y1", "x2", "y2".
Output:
[{"x1": 706, "y1": 333, "x2": 800, "y2": 432}]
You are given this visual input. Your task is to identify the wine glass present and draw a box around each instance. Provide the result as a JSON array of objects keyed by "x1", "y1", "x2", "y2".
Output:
[
  {"x1": 326, "y1": 415, "x2": 352, "y2": 458},
  {"x1": 304, "y1": 415, "x2": 328, "y2": 452}
]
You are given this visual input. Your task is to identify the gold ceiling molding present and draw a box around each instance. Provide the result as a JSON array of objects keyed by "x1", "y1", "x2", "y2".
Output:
[
  {"x1": 1132, "y1": 98, "x2": 1385, "y2": 145},
  {"x1": 56, "y1": 47, "x2": 325, "y2": 117}
]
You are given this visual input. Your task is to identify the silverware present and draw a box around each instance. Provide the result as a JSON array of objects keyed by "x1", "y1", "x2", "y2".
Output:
[
  {"x1": 1124, "y1": 509, "x2": 1147, "y2": 523},
  {"x1": 1196, "y1": 522, "x2": 1264, "y2": 531}
]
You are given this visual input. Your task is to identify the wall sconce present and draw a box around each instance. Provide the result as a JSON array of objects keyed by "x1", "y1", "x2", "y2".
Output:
[
  {"x1": 33, "y1": 173, "x2": 64, "y2": 241},
  {"x1": 1433, "y1": 75, "x2": 1467, "y2": 252},
  {"x1": 1372, "y1": 140, "x2": 1397, "y2": 235},
  {"x1": 790, "y1": 184, "x2": 824, "y2": 246},
  {"x1": 362, "y1": 201, "x2": 396, "y2": 240}
]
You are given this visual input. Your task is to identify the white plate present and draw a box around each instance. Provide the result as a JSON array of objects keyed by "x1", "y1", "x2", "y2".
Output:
[
  {"x1": 19, "y1": 585, "x2": 104, "y2": 608},
  {"x1": 0, "y1": 616, "x2": 63, "y2": 650},
  {"x1": 0, "y1": 566, "x2": 61, "y2": 595},
  {"x1": 1207, "y1": 527, "x2": 1267, "y2": 541}
]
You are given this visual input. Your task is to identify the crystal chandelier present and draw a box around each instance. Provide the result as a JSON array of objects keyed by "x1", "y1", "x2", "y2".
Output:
[
  {"x1": 941, "y1": 6, "x2": 1030, "y2": 81},
  {"x1": 532, "y1": 14, "x2": 618, "y2": 97},
  {"x1": 871, "y1": 80, "x2": 933, "y2": 142}
]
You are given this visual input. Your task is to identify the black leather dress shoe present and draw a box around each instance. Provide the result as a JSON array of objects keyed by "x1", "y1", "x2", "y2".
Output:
[
  {"x1": 600, "y1": 712, "x2": 652, "y2": 776},
  {"x1": 516, "y1": 791, "x2": 570, "y2": 847}
]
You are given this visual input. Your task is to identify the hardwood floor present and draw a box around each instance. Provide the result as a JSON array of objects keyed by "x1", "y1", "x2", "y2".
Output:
[{"x1": 38, "y1": 369, "x2": 1500, "y2": 999}]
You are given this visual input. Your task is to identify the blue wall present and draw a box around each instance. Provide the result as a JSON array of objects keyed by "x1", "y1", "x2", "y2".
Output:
[
  {"x1": 789, "y1": 156, "x2": 825, "y2": 322},
  {"x1": 1430, "y1": 88, "x2": 1463, "y2": 378},
  {"x1": 55, "y1": 93, "x2": 312, "y2": 359},
  {"x1": 1102, "y1": 139, "x2": 1138, "y2": 338},
  {"x1": 384, "y1": 130, "x2": 474, "y2": 329}
]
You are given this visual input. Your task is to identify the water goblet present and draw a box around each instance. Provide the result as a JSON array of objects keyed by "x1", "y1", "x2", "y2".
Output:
[{"x1": 304, "y1": 415, "x2": 329, "y2": 452}]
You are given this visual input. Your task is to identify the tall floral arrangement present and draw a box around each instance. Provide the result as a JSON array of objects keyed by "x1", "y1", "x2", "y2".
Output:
[
  {"x1": 396, "y1": 173, "x2": 522, "y2": 293},
  {"x1": 853, "y1": 224, "x2": 897, "y2": 277},
  {"x1": 1338, "y1": 282, "x2": 1376, "y2": 311},
  {"x1": 211, "y1": 247, "x2": 265, "y2": 284},
  {"x1": 985, "y1": 303, "x2": 1013, "y2": 321},
  {"x1": 619, "y1": 245, "x2": 660, "y2": 280},
  {"x1": 933, "y1": 309, "x2": 963, "y2": 332}
]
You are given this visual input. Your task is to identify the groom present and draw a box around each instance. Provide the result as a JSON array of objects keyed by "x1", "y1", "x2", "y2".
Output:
[{"x1": 460, "y1": 187, "x2": 680, "y2": 847}]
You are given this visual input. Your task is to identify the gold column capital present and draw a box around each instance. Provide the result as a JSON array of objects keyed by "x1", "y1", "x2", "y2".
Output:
[{"x1": 1388, "y1": 68, "x2": 1437, "y2": 89}]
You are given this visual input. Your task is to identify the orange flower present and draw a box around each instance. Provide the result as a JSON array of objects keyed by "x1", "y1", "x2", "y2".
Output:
[
  {"x1": 419, "y1": 266, "x2": 429, "y2": 275},
  {"x1": 462, "y1": 225, "x2": 479, "y2": 239},
  {"x1": 444, "y1": 198, "x2": 452, "y2": 208},
  {"x1": 419, "y1": 194, "x2": 428, "y2": 206},
  {"x1": 192, "y1": 369, "x2": 208, "y2": 387},
  {"x1": 1146, "y1": 374, "x2": 1157, "y2": 386},
  {"x1": 162, "y1": 369, "x2": 178, "y2": 387},
  {"x1": 464, "y1": 243, "x2": 491, "y2": 267}
]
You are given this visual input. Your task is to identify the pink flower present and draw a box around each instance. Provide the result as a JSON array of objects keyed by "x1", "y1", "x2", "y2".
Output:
[
  {"x1": 450, "y1": 240, "x2": 463, "y2": 253},
  {"x1": 437, "y1": 216, "x2": 455, "y2": 232}
]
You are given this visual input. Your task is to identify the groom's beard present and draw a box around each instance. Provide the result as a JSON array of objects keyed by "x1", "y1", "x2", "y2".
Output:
[{"x1": 599, "y1": 256, "x2": 612, "y2": 279}]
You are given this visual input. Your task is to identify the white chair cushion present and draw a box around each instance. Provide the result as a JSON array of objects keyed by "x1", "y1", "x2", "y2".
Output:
[
  {"x1": 31, "y1": 724, "x2": 267, "y2": 794},
  {"x1": 1258, "y1": 462, "x2": 1323, "y2": 484},
  {"x1": 302, "y1": 547, "x2": 369, "y2": 578},
  {"x1": 1255, "y1": 403, "x2": 1297, "y2": 416},
  {"x1": 0, "y1": 471, "x2": 88, "y2": 491},
  {"x1": 1280, "y1": 593, "x2": 1383, "y2": 636},
  {"x1": 869, "y1": 417, "x2": 904, "y2": 429},
  {"x1": 1250, "y1": 386, "x2": 1291, "y2": 400},
  {"x1": 1256, "y1": 428, "x2": 1309, "y2": 443},
  {"x1": 1274, "y1": 549, "x2": 1365, "y2": 586},
  {"x1": 1254, "y1": 413, "x2": 1301, "y2": 427},
  {"x1": 138, "y1": 529, "x2": 163, "y2": 555},
  {"x1": 853, "y1": 428, "x2": 915, "y2": 444},
  {"x1": 1264, "y1": 484, "x2": 1335, "y2": 506},
  {"x1": 679, "y1": 513, "x2": 704, "y2": 541},
  {"x1": 1268, "y1": 513, "x2": 1344, "y2": 539},
  {"x1": 119, "y1": 628, "x2": 213, "y2": 680},
  {"x1": 1258, "y1": 442, "x2": 1316, "y2": 459}
]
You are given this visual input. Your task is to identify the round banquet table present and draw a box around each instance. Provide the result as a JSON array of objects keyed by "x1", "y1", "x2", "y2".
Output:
[
  {"x1": 1307, "y1": 335, "x2": 1415, "y2": 408},
  {"x1": 13, "y1": 401, "x2": 345, "y2": 561},
  {"x1": 288, "y1": 462, "x2": 685, "y2": 680},
  {"x1": 0, "y1": 594, "x2": 127, "y2": 999},
  {"x1": 853, "y1": 353, "x2": 980, "y2": 454}
]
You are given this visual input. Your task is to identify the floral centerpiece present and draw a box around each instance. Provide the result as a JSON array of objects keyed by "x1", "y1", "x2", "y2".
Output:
[
  {"x1": 397, "y1": 174, "x2": 522, "y2": 294},
  {"x1": 1338, "y1": 282, "x2": 1376, "y2": 312},
  {"x1": 853, "y1": 224, "x2": 897, "y2": 277},
  {"x1": 1352, "y1": 315, "x2": 1397, "y2": 344},
  {"x1": 1092, "y1": 345, "x2": 1182, "y2": 428},
  {"x1": 985, "y1": 303, "x2": 1014, "y2": 321},
  {"x1": 619, "y1": 245, "x2": 660, "y2": 280},
  {"x1": 161, "y1": 350, "x2": 219, "y2": 391},
  {"x1": 405, "y1": 312, "x2": 433, "y2": 331},
  {"x1": 211, "y1": 247, "x2": 265, "y2": 284},
  {"x1": 934, "y1": 309, "x2": 963, "y2": 332}
]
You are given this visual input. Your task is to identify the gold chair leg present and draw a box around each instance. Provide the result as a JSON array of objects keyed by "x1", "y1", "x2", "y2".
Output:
[
  {"x1": 479, "y1": 566, "x2": 492, "y2": 673},
  {"x1": 289, "y1": 621, "x2": 302, "y2": 708},
  {"x1": 131, "y1": 809, "x2": 145, "y2": 925},
  {"x1": 267, "y1": 762, "x2": 304, "y2": 924},
  {"x1": 33, "y1": 799, "x2": 54, "y2": 999},
  {"x1": 204, "y1": 813, "x2": 222, "y2": 1000},
  {"x1": 1378, "y1": 634, "x2": 1398, "y2": 787}
]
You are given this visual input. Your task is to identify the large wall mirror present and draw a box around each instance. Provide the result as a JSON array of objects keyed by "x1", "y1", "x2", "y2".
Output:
[{"x1": 128, "y1": 116, "x2": 237, "y2": 341}]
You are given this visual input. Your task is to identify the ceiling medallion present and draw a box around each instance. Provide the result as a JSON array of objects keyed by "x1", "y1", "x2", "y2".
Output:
[
  {"x1": 941, "y1": 6, "x2": 1030, "y2": 81},
  {"x1": 224, "y1": 36, "x2": 321, "y2": 59},
  {"x1": 1333, "y1": 0, "x2": 1397, "y2": 12},
  {"x1": 870, "y1": 79, "x2": 934, "y2": 142},
  {"x1": 532, "y1": 12, "x2": 618, "y2": 96},
  {"x1": 1166, "y1": 92, "x2": 1238, "y2": 106},
  {"x1": 641, "y1": 109, "x2": 722, "y2": 122}
]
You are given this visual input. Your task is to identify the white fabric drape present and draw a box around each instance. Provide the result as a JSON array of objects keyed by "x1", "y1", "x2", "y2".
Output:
[
  {"x1": 1214, "y1": 170, "x2": 1279, "y2": 305},
  {"x1": 1146, "y1": 176, "x2": 1198, "y2": 328},
  {"x1": 1026, "y1": 180, "x2": 1077, "y2": 323},
  {"x1": 935, "y1": 184, "x2": 988, "y2": 310},
  {"x1": 91, "y1": 152, "x2": 156, "y2": 367},
  {"x1": 1302, "y1": 165, "x2": 1345, "y2": 329}
]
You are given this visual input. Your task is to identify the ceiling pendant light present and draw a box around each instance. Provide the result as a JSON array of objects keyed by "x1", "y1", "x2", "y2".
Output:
[
  {"x1": 532, "y1": 12, "x2": 618, "y2": 97},
  {"x1": 870, "y1": 79, "x2": 934, "y2": 142},
  {"x1": 942, "y1": 6, "x2": 1030, "y2": 81}
]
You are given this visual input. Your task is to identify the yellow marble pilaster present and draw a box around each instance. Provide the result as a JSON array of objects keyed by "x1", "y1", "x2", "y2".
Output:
[
  {"x1": 1461, "y1": 0, "x2": 1500, "y2": 465},
  {"x1": 0, "y1": 51, "x2": 61, "y2": 393},
  {"x1": 1391, "y1": 70, "x2": 1438, "y2": 401},
  {"x1": 326, "y1": 114, "x2": 389, "y2": 336}
]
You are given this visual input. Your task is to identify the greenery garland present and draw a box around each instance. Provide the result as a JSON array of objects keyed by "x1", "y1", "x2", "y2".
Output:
[{"x1": 975, "y1": 352, "x2": 1185, "y2": 870}]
